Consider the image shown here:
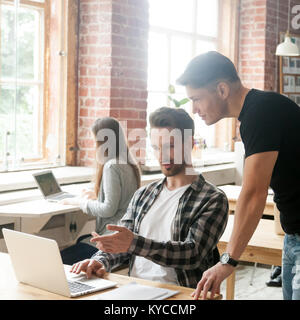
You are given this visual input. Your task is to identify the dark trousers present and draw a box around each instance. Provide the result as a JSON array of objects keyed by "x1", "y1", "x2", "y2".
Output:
[{"x1": 60, "y1": 234, "x2": 98, "y2": 265}]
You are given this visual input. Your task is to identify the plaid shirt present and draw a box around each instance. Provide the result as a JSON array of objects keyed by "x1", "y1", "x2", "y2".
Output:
[{"x1": 91, "y1": 174, "x2": 228, "y2": 288}]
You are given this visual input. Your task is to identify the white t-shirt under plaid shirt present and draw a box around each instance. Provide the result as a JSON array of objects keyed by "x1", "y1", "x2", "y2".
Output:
[{"x1": 131, "y1": 183, "x2": 190, "y2": 284}]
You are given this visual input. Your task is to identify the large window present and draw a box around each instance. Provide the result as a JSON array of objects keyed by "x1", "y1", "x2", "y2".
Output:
[
  {"x1": 0, "y1": 0, "x2": 75, "y2": 172},
  {"x1": 0, "y1": 0, "x2": 46, "y2": 170},
  {"x1": 147, "y1": 0, "x2": 219, "y2": 162}
]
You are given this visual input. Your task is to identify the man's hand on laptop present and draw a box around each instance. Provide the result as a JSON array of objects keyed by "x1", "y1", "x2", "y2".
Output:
[
  {"x1": 70, "y1": 259, "x2": 106, "y2": 279},
  {"x1": 90, "y1": 225, "x2": 134, "y2": 253}
]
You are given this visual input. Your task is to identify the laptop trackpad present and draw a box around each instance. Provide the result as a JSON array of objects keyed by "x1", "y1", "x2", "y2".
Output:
[{"x1": 65, "y1": 266, "x2": 106, "y2": 286}]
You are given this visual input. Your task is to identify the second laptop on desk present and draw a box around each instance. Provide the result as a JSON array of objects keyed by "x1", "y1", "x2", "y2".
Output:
[{"x1": 33, "y1": 170, "x2": 76, "y2": 202}]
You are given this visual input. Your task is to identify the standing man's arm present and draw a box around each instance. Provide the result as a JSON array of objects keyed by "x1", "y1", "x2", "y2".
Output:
[{"x1": 193, "y1": 151, "x2": 278, "y2": 300}]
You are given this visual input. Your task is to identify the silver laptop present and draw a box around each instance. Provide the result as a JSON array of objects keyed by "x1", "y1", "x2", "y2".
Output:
[
  {"x1": 3, "y1": 229, "x2": 117, "y2": 298},
  {"x1": 33, "y1": 170, "x2": 76, "y2": 202}
]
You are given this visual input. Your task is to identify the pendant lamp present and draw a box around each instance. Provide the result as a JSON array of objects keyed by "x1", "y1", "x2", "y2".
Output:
[{"x1": 275, "y1": 0, "x2": 300, "y2": 56}]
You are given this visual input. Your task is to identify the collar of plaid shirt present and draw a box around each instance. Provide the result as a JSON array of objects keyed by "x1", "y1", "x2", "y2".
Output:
[{"x1": 134, "y1": 173, "x2": 206, "y2": 227}]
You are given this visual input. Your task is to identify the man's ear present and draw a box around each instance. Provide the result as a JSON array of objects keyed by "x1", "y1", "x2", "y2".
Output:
[{"x1": 216, "y1": 82, "x2": 230, "y2": 100}]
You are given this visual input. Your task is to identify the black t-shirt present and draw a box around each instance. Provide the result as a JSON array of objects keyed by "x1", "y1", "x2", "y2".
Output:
[{"x1": 238, "y1": 89, "x2": 300, "y2": 234}]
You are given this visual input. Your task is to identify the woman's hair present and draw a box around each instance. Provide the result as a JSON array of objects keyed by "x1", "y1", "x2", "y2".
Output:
[{"x1": 91, "y1": 117, "x2": 141, "y2": 197}]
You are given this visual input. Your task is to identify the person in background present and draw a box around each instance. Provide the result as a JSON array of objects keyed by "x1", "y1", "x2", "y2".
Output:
[
  {"x1": 176, "y1": 51, "x2": 300, "y2": 300},
  {"x1": 69, "y1": 107, "x2": 228, "y2": 291},
  {"x1": 60, "y1": 117, "x2": 141, "y2": 265}
]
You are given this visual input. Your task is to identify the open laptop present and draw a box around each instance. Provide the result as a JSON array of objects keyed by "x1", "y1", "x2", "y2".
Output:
[
  {"x1": 3, "y1": 228, "x2": 117, "y2": 298},
  {"x1": 33, "y1": 170, "x2": 76, "y2": 202}
]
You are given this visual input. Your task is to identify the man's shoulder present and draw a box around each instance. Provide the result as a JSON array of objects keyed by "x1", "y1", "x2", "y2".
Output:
[
  {"x1": 186, "y1": 178, "x2": 228, "y2": 218},
  {"x1": 187, "y1": 175, "x2": 228, "y2": 207},
  {"x1": 200, "y1": 179, "x2": 227, "y2": 200},
  {"x1": 131, "y1": 179, "x2": 163, "y2": 200},
  {"x1": 244, "y1": 90, "x2": 293, "y2": 114}
]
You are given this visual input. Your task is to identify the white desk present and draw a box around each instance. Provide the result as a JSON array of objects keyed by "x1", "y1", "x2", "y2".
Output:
[
  {"x1": 0, "y1": 199, "x2": 80, "y2": 218},
  {"x1": 0, "y1": 183, "x2": 96, "y2": 251},
  {"x1": 219, "y1": 185, "x2": 275, "y2": 216}
]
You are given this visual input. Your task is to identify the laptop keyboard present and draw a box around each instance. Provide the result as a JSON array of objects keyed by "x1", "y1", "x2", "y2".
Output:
[
  {"x1": 68, "y1": 280, "x2": 95, "y2": 294},
  {"x1": 50, "y1": 194, "x2": 75, "y2": 200}
]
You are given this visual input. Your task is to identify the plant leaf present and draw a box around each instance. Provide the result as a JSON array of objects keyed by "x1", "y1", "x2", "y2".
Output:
[
  {"x1": 174, "y1": 100, "x2": 181, "y2": 108},
  {"x1": 178, "y1": 98, "x2": 190, "y2": 105},
  {"x1": 168, "y1": 84, "x2": 175, "y2": 94}
]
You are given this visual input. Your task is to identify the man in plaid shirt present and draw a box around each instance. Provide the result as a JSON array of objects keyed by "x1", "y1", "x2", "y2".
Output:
[{"x1": 70, "y1": 107, "x2": 228, "y2": 289}]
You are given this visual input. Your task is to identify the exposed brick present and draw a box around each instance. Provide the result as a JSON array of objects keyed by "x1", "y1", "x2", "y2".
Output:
[
  {"x1": 77, "y1": 0, "x2": 151, "y2": 166},
  {"x1": 80, "y1": 108, "x2": 89, "y2": 117},
  {"x1": 79, "y1": 87, "x2": 88, "y2": 97},
  {"x1": 119, "y1": 109, "x2": 140, "y2": 119}
]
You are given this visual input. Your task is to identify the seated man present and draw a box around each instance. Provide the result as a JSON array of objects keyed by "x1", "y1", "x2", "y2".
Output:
[{"x1": 70, "y1": 107, "x2": 228, "y2": 289}]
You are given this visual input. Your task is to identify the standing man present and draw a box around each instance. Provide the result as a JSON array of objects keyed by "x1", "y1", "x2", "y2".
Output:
[{"x1": 176, "y1": 51, "x2": 300, "y2": 300}]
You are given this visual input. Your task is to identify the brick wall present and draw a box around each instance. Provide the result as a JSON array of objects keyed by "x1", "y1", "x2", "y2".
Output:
[
  {"x1": 236, "y1": 0, "x2": 300, "y2": 139},
  {"x1": 239, "y1": 0, "x2": 268, "y2": 91},
  {"x1": 239, "y1": 0, "x2": 300, "y2": 91},
  {"x1": 77, "y1": 0, "x2": 149, "y2": 167},
  {"x1": 265, "y1": 0, "x2": 300, "y2": 91}
]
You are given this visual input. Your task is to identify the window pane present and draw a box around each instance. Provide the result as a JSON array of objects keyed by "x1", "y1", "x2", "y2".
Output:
[
  {"x1": 149, "y1": 0, "x2": 194, "y2": 32},
  {"x1": 0, "y1": 5, "x2": 41, "y2": 81},
  {"x1": 17, "y1": 7, "x2": 41, "y2": 81},
  {"x1": 147, "y1": 0, "x2": 220, "y2": 161},
  {"x1": 15, "y1": 85, "x2": 41, "y2": 158},
  {"x1": 197, "y1": 0, "x2": 218, "y2": 37},
  {"x1": 0, "y1": 85, "x2": 15, "y2": 163},
  {"x1": 0, "y1": 85, "x2": 42, "y2": 162},
  {"x1": 170, "y1": 36, "x2": 192, "y2": 93},
  {"x1": 147, "y1": 32, "x2": 168, "y2": 91},
  {"x1": 194, "y1": 115, "x2": 215, "y2": 148},
  {"x1": 147, "y1": 92, "x2": 168, "y2": 118},
  {"x1": 0, "y1": 5, "x2": 16, "y2": 79},
  {"x1": 195, "y1": 40, "x2": 217, "y2": 55}
]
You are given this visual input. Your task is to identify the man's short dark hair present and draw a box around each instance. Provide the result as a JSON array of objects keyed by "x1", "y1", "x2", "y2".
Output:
[
  {"x1": 176, "y1": 51, "x2": 240, "y2": 88},
  {"x1": 149, "y1": 107, "x2": 194, "y2": 138}
]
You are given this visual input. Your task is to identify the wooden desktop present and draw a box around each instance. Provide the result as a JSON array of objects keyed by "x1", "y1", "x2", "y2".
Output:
[{"x1": 0, "y1": 252, "x2": 221, "y2": 300}]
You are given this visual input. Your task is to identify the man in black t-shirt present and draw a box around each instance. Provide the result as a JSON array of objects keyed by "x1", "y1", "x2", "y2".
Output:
[{"x1": 177, "y1": 51, "x2": 300, "y2": 300}]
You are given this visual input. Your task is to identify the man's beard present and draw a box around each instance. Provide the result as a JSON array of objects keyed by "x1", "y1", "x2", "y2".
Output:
[{"x1": 161, "y1": 163, "x2": 185, "y2": 177}]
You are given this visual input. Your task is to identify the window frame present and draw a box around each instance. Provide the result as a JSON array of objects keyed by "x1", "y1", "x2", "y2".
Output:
[
  {"x1": 0, "y1": 0, "x2": 46, "y2": 164},
  {"x1": 0, "y1": 0, "x2": 79, "y2": 171},
  {"x1": 147, "y1": 0, "x2": 240, "y2": 153}
]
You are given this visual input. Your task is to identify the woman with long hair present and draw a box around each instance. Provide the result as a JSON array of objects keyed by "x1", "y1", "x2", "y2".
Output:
[{"x1": 60, "y1": 117, "x2": 141, "y2": 265}]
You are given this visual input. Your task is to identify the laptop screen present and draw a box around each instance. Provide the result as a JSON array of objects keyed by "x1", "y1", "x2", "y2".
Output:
[{"x1": 34, "y1": 172, "x2": 62, "y2": 196}]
